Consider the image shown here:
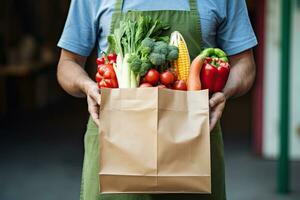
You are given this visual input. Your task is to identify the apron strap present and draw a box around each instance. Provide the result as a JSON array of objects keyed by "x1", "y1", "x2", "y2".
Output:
[
  {"x1": 114, "y1": 0, "x2": 124, "y2": 12},
  {"x1": 188, "y1": 0, "x2": 203, "y2": 53},
  {"x1": 189, "y1": 0, "x2": 198, "y2": 12}
]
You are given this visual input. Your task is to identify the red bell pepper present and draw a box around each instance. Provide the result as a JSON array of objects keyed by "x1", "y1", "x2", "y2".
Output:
[
  {"x1": 200, "y1": 48, "x2": 230, "y2": 93},
  {"x1": 95, "y1": 64, "x2": 119, "y2": 88}
]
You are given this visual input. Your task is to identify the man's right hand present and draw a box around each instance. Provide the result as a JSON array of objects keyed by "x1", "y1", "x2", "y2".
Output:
[{"x1": 57, "y1": 49, "x2": 101, "y2": 126}]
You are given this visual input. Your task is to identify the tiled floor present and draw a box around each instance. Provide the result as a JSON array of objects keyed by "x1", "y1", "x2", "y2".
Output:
[{"x1": 0, "y1": 98, "x2": 299, "y2": 200}]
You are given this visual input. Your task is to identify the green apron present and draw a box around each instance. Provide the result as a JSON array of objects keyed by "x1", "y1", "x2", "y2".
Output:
[{"x1": 80, "y1": 0, "x2": 226, "y2": 199}]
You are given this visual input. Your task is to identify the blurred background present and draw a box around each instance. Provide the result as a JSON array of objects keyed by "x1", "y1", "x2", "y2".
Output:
[{"x1": 0, "y1": 0, "x2": 299, "y2": 199}]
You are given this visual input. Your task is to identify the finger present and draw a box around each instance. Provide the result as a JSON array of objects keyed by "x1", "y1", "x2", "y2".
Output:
[
  {"x1": 87, "y1": 95, "x2": 100, "y2": 122},
  {"x1": 210, "y1": 110, "x2": 222, "y2": 131},
  {"x1": 89, "y1": 87, "x2": 101, "y2": 105},
  {"x1": 88, "y1": 97, "x2": 99, "y2": 126},
  {"x1": 209, "y1": 92, "x2": 226, "y2": 108},
  {"x1": 209, "y1": 101, "x2": 225, "y2": 131},
  {"x1": 93, "y1": 117, "x2": 100, "y2": 127},
  {"x1": 210, "y1": 115, "x2": 218, "y2": 131},
  {"x1": 209, "y1": 92, "x2": 225, "y2": 107}
]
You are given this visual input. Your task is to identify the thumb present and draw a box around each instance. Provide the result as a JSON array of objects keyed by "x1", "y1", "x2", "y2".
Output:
[{"x1": 209, "y1": 92, "x2": 225, "y2": 108}]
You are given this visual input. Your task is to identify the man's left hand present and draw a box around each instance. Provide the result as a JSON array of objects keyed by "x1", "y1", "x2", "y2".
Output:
[{"x1": 209, "y1": 92, "x2": 226, "y2": 131}]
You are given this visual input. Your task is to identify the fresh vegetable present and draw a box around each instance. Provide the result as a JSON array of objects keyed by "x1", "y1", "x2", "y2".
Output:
[
  {"x1": 139, "y1": 83, "x2": 152, "y2": 87},
  {"x1": 141, "y1": 38, "x2": 179, "y2": 72},
  {"x1": 107, "y1": 53, "x2": 117, "y2": 63},
  {"x1": 96, "y1": 57, "x2": 106, "y2": 65},
  {"x1": 173, "y1": 80, "x2": 187, "y2": 91},
  {"x1": 144, "y1": 69, "x2": 160, "y2": 85},
  {"x1": 107, "y1": 16, "x2": 179, "y2": 88},
  {"x1": 127, "y1": 37, "x2": 178, "y2": 76},
  {"x1": 95, "y1": 72, "x2": 102, "y2": 82},
  {"x1": 96, "y1": 53, "x2": 117, "y2": 66},
  {"x1": 200, "y1": 48, "x2": 230, "y2": 93},
  {"x1": 98, "y1": 79, "x2": 116, "y2": 88},
  {"x1": 160, "y1": 71, "x2": 175, "y2": 86},
  {"x1": 187, "y1": 55, "x2": 205, "y2": 91},
  {"x1": 96, "y1": 64, "x2": 118, "y2": 88},
  {"x1": 200, "y1": 48, "x2": 229, "y2": 63},
  {"x1": 149, "y1": 41, "x2": 168, "y2": 66},
  {"x1": 170, "y1": 31, "x2": 190, "y2": 82},
  {"x1": 167, "y1": 45, "x2": 180, "y2": 62}
]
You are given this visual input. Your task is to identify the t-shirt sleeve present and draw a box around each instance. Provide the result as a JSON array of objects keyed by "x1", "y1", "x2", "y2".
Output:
[
  {"x1": 216, "y1": 0, "x2": 257, "y2": 56},
  {"x1": 57, "y1": 0, "x2": 99, "y2": 56}
]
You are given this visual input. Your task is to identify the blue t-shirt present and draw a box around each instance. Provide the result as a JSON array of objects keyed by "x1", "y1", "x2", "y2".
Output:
[{"x1": 58, "y1": 0, "x2": 257, "y2": 57}]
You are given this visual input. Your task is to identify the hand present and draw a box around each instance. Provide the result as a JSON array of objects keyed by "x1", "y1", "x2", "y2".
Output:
[
  {"x1": 209, "y1": 92, "x2": 226, "y2": 131},
  {"x1": 84, "y1": 81, "x2": 101, "y2": 127}
]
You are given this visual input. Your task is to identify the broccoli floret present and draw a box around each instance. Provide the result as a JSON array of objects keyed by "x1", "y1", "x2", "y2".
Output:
[
  {"x1": 140, "y1": 38, "x2": 155, "y2": 55},
  {"x1": 140, "y1": 57, "x2": 153, "y2": 76},
  {"x1": 128, "y1": 54, "x2": 142, "y2": 74},
  {"x1": 168, "y1": 45, "x2": 178, "y2": 53},
  {"x1": 167, "y1": 45, "x2": 179, "y2": 61},
  {"x1": 152, "y1": 41, "x2": 169, "y2": 55},
  {"x1": 149, "y1": 53, "x2": 166, "y2": 66},
  {"x1": 128, "y1": 54, "x2": 152, "y2": 77}
]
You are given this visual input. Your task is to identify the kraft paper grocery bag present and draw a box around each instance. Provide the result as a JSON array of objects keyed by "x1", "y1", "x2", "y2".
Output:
[{"x1": 99, "y1": 87, "x2": 211, "y2": 194}]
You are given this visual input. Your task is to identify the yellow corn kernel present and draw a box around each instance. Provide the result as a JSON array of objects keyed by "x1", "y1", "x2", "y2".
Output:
[
  {"x1": 170, "y1": 31, "x2": 190, "y2": 82},
  {"x1": 176, "y1": 40, "x2": 190, "y2": 82}
]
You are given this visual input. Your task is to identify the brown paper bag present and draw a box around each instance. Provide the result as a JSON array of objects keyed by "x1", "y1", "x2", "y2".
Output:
[{"x1": 99, "y1": 88, "x2": 211, "y2": 194}]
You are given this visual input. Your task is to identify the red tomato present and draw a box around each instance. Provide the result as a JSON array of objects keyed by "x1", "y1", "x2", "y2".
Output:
[
  {"x1": 157, "y1": 84, "x2": 167, "y2": 89},
  {"x1": 95, "y1": 72, "x2": 102, "y2": 82},
  {"x1": 96, "y1": 57, "x2": 106, "y2": 65},
  {"x1": 97, "y1": 64, "x2": 105, "y2": 74},
  {"x1": 173, "y1": 80, "x2": 187, "y2": 91},
  {"x1": 98, "y1": 79, "x2": 119, "y2": 88},
  {"x1": 98, "y1": 80, "x2": 109, "y2": 88},
  {"x1": 139, "y1": 83, "x2": 153, "y2": 87},
  {"x1": 105, "y1": 79, "x2": 118, "y2": 88},
  {"x1": 98, "y1": 63, "x2": 113, "y2": 73},
  {"x1": 97, "y1": 64, "x2": 118, "y2": 88},
  {"x1": 107, "y1": 53, "x2": 117, "y2": 63},
  {"x1": 160, "y1": 71, "x2": 175, "y2": 86},
  {"x1": 144, "y1": 69, "x2": 160, "y2": 85},
  {"x1": 103, "y1": 67, "x2": 116, "y2": 79}
]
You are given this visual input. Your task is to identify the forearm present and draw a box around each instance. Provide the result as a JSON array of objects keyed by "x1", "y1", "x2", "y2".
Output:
[
  {"x1": 57, "y1": 49, "x2": 94, "y2": 98},
  {"x1": 223, "y1": 49, "x2": 256, "y2": 99}
]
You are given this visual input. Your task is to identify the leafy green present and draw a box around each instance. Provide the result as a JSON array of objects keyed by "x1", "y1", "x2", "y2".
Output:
[
  {"x1": 107, "y1": 15, "x2": 176, "y2": 88},
  {"x1": 107, "y1": 21, "x2": 127, "y2": 58}
]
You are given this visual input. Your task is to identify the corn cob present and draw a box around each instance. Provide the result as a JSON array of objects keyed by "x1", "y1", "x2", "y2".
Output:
[{"x1": 170, "y1": 31, "x2": 190, "y2": 82}]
